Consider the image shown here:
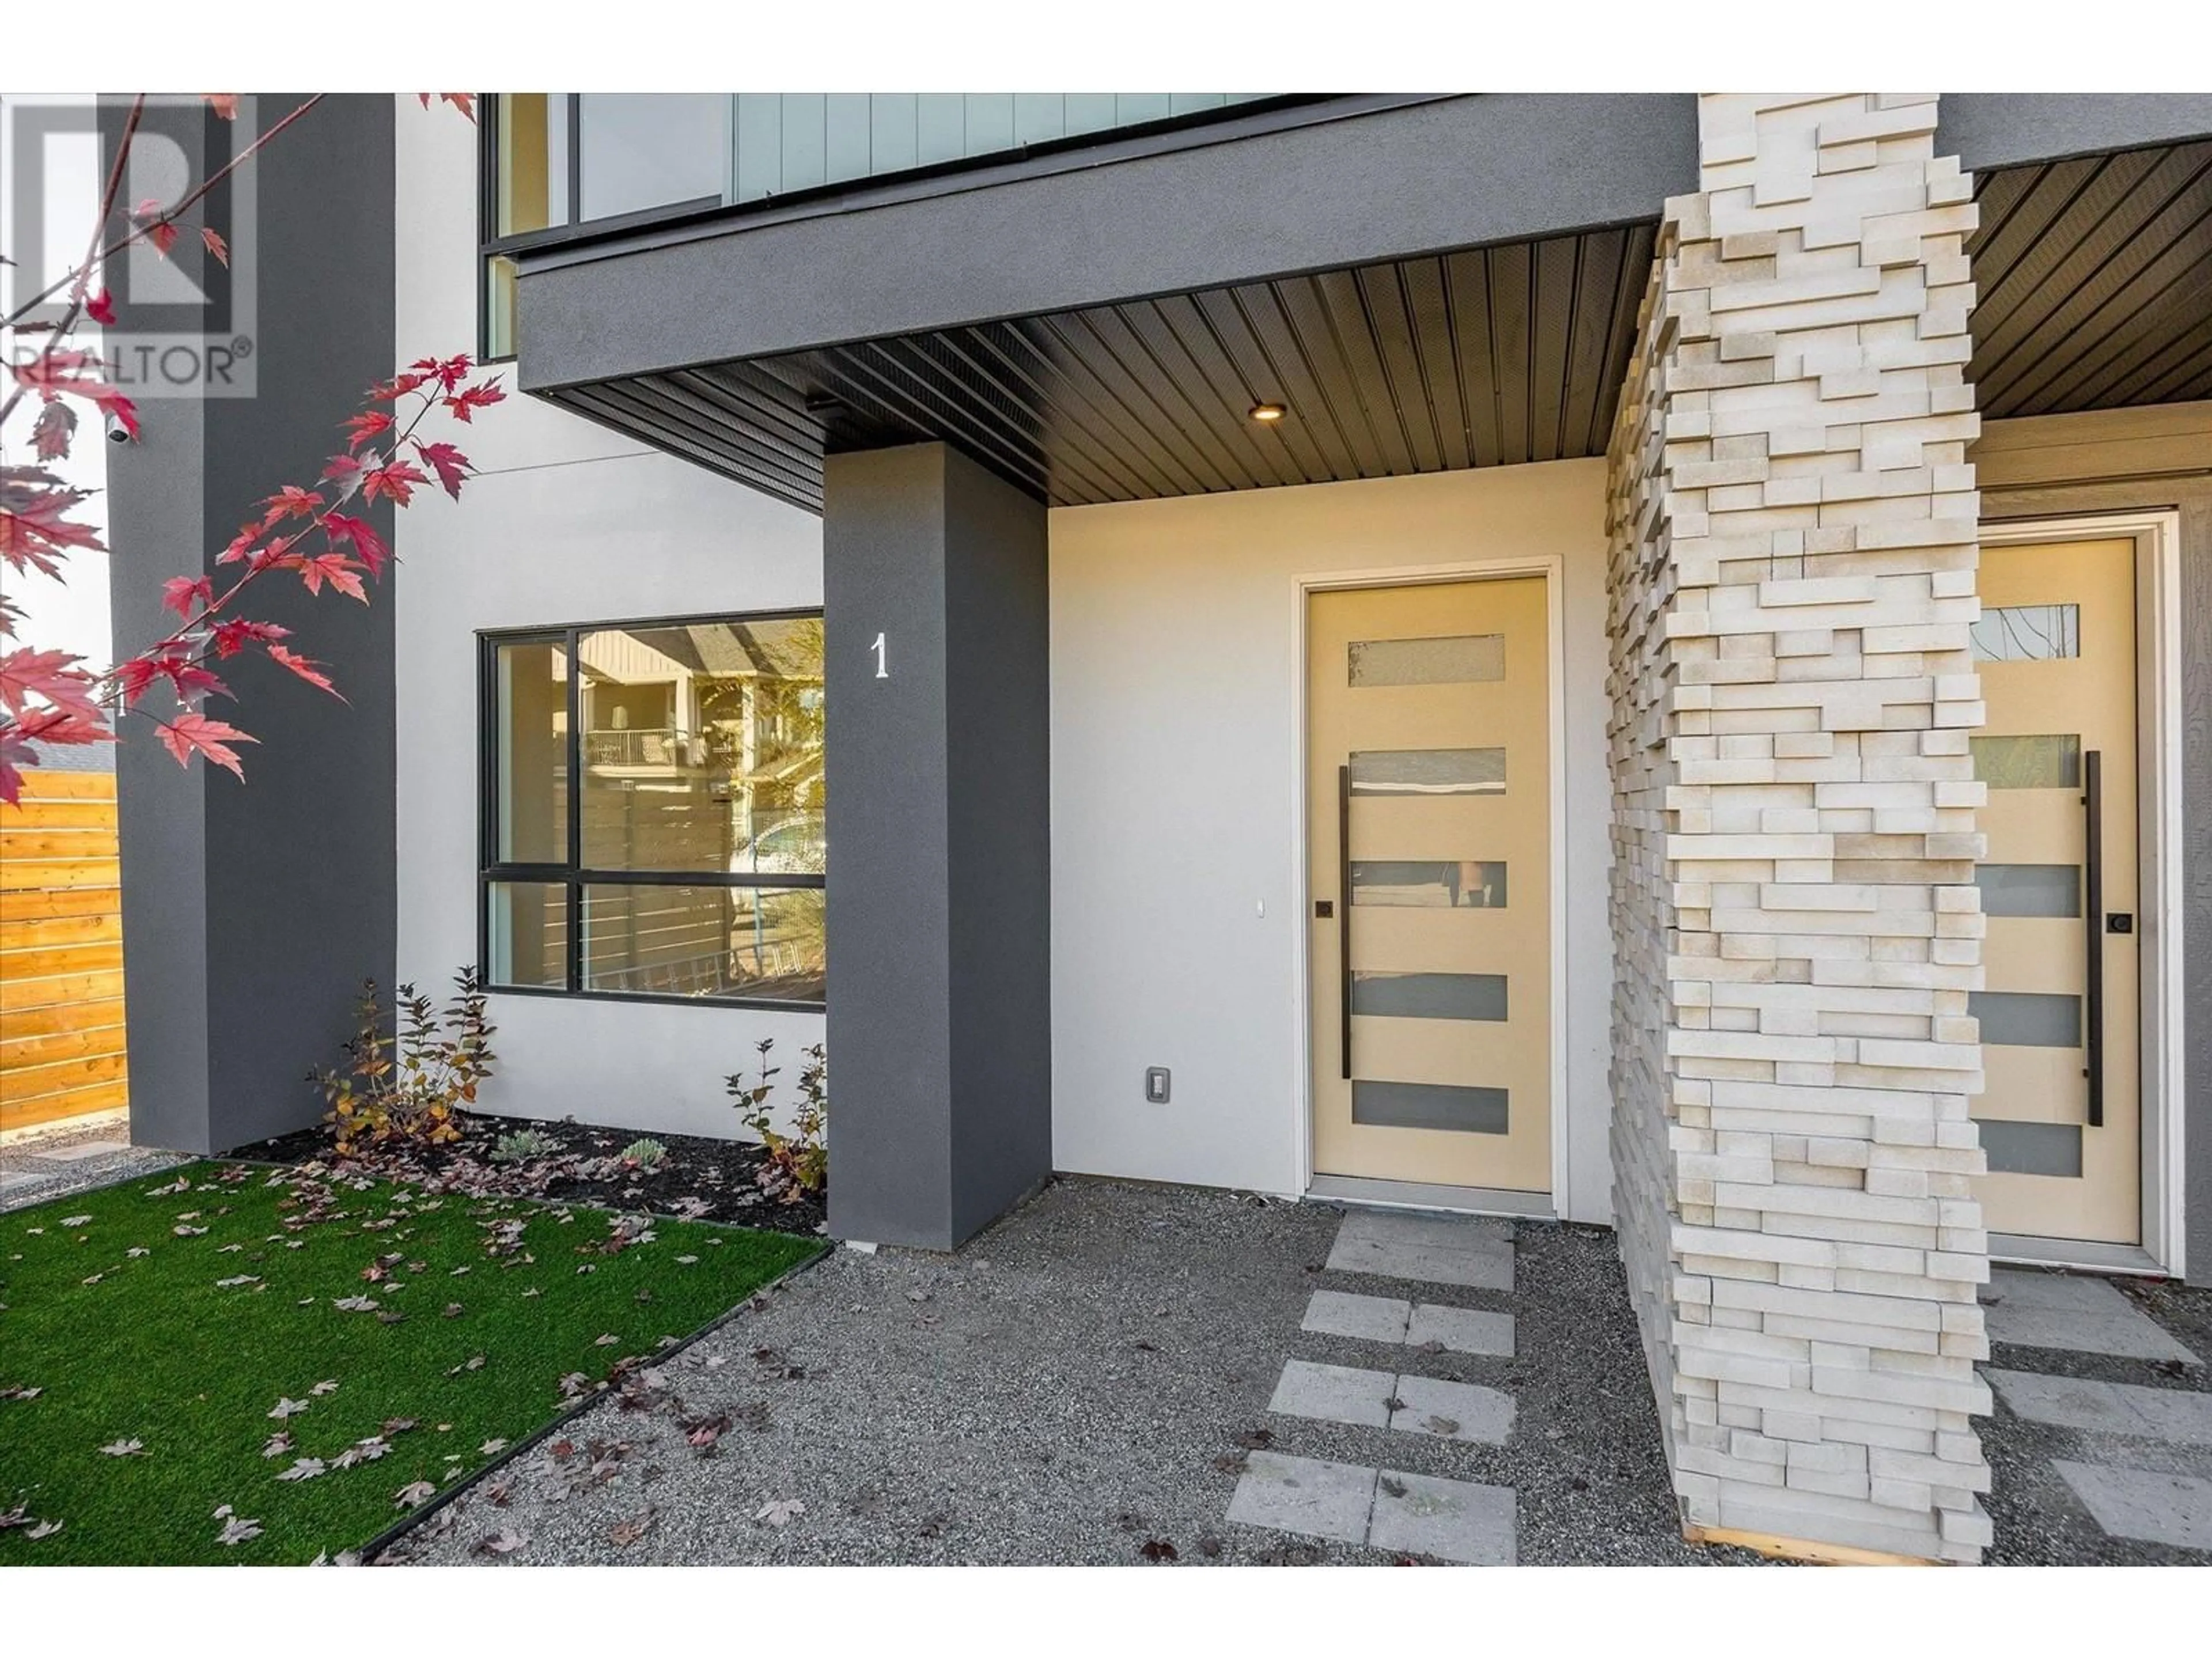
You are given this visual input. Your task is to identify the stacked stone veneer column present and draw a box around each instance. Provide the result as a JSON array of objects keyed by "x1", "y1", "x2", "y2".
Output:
[{"x1": 1605, "y1": 94, "x2": 1994, "y2": 1563}]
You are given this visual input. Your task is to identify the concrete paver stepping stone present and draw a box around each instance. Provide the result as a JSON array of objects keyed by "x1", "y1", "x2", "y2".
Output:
[
  {"x1": 1268, "y1": 1358, "x2": 1396, "y2": 1428},
  {"x1": 1369, "y1": 1468, "x2": 1516, "y2": 1565},
  {"x1": 29, "y1": 1139, "x2": 131, "y2": 1163},
  {"x1": 2054, "y1": 1460, "x2": 2212, "y2": 1551},
  {"x1": 1226, "y1": 1450, "x2": 1377, "y2": 1547},
  {"x1": 1325, "y1": 1210, "x2": 1514, "y2": 1292},
  {"x1": 1387, "y1": 1373, "x2": 1516, "y2": 1445},
  {"x1": 1334, "y1": 1209, "x2": 1514, "y2": 1253},
  {"x1": 1225, "y1": 1452, "x2": 1518, "y2": 1564},
  {"x1": 1302, "y1": 1290, "x2": 1412, "y2": 1344},
  {"x1": 1407, "y1": 1302, "x2": 1515, "y2": 1358},
  {"x1": 1983, "y1": 1269, "x2": 2200, "y2": 1365},
  {"x1": 1988, "y1": 1369, "x2": 2212, "y2": 1447}
]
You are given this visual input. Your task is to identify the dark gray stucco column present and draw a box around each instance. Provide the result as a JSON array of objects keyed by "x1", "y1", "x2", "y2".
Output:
[
  {"x1": 101, "y1": 94, "x2": 396, "y2": 1154},
  {"x1": 823, "y1": 443, "x2": 1052, "y2": 1249}
]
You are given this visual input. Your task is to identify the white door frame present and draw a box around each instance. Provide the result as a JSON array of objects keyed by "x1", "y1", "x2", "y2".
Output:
[
  {"x1": 1979, "y1": 510, "x2": 2187, "y2": 1278},
  {"x1": 1288, "y1": 554, "x2": 1570, "y2": 1217}
]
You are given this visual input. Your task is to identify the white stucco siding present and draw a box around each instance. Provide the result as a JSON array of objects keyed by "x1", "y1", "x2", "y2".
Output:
[
  {"x1": 1047, "y1": 461, "x2": 1615, "y2": 1222},
  {"x1": 391, "y1": 98, "x2": 825, "y2": 1141}
]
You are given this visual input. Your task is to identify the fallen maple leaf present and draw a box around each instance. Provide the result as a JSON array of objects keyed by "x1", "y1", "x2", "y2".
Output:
[
  {"x1": 1139, "y1": 1537, "x2": 1179, "y2": 1563},
  {"x1": 261, "y1": 1431, "x2": 292, "y2": 1458},
  {"x1": 216, "y1": 1513, "x2": 263, "y2": 1546},
  {"x1": 267, "y1": 1397, "x2": 309, "y2": 1419},
  {"x1": 58, "y1": 1215, "x2": 91, "y2": 1228},
  {"x1": 275, "y1": 1457, "x2": 325, "y2": 1482},
  {"x1": 754, "y1": 1498, "x2": 804, "y2": 1527},
  {"x1": 608, "y1": 1509, "x2": 654, "y2": 1547},
  {"x1": 474, "y1": 1528, "x2": 528, "y2": 1556},
  {"x1": 479, "y1": 1438, "x2": 508, "y2": 1456},
  {"x1": 393, "y1": 1480, "x2": 436, "y2": 1509},
  {"x1": 309, "y1": 1379, "x2": 340, "y2": 1396},
  {"x1": 98, "y1": 1438, "x2": 145, "y2": 1457},
  {"x1": 25, "y1": 1518, "x2": 63, "y2": 1540},
  {"x1": 215, "y1": 1274, "x2": 260, "y2": 1288},
  {"x1": 332, "y1": 1294, "x2": 378, "y2": 1312}
]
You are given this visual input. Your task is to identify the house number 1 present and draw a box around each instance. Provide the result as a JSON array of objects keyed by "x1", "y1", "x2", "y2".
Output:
[{"x1": 870, "y1": 632, "x2": 888, "y2": 679}]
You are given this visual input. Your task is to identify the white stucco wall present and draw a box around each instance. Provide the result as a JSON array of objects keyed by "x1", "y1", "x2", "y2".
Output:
[
  {"x1": 392, "y1": 98, "x2": 825, "y2": 1140},
  {"x1": 1047, "y1": 461, "x2": 1615, "y2": 1223}
]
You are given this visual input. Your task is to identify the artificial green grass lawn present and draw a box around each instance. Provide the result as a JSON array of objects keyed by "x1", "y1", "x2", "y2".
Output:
[{"x1": 0, "y1": 1160, "x2": 823, "y2": 1565}]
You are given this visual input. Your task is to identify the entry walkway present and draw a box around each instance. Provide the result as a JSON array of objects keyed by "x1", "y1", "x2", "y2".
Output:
[{"x1": 1979, "y1": 1266, "x2": 2212, "y2": 1562}]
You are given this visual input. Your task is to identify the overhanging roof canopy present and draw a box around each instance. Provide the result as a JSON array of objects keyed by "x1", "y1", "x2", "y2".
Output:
[{"x1": 543, "y1": 223, "x2": 1659, "y2": 514}]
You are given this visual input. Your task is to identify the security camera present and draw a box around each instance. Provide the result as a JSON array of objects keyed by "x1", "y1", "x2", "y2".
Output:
[{"x1": 104, "y1": 409, "x2": 134, "y2": 445}]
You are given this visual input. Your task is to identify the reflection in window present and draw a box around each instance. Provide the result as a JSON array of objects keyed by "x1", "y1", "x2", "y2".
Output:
[
  {"x1": 1349, "y1": 749, "x2": 1506, "y2": 796},
  {"x1": 581, "y1": 884, "x2": 824, "y2": 1004},
  {"x1": 1971, "y1": 733, "x2": 2081, "y2": 790},
  {"x1": 1971, "y1": 603, "x2": 2079, "y2": 662},
  {"x1": 1351, "y1": 861, "x2": 1506, "y2": 908},
  {"x1": 578, "y1": 94, "x2": 729, "y2": 221},
  {"x1": 482, "y1": 612, "x2": 825, "y2": 1005}
]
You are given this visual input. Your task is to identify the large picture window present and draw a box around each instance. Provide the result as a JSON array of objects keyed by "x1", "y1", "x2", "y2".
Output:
[{"x1": 479, "y1": 612, "x2": 825, "y2": 1007}]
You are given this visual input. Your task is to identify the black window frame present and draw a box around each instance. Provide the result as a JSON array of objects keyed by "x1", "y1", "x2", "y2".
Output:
[{"x1": 476, "y1": 607, "x2": 826, "y2": 1012}]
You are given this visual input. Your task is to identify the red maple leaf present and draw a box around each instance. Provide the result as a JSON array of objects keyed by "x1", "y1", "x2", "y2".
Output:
[
  {"x1": 86, "y1": 289, "x2": 118, "y2": 326},
  {"x1": 414, "y1": 441, "x2": 471, "y2": 500},
  {"x1": 31, "y1": 402, "x2": 77, "y2": 461},
  {"x1": 416, "y1": 94, "x2": 477, "y2": 122},
  {"x1": 368, "y1": 371, "x2": 427, "y2": 403},
  {"x1": 210, "y1": 618, "x2": 290, "y2": 658},
  {"x1": 10, "y1": 353, "x2": 140, "y2": 439},
  {"x1": 320, "y1": 453, "x2": 364, "y2": 488},
  {"x1": 323, "y1": 513, "x2": 389, "y2": 579},
  {"x1": 202, "y1": 227, "x2": 230, "y2": 268},
  {"x1": 268, "y1": 645, "x2": 343, "y2": 699},
  {"x1": 300, "y1": 551, "x2": 368, "y2": 602},
  {"x1": 411, "y1": 355, "x2": 473, "y2": 394},
  {"x1": 340, "y1": 411, "x2": 394, "y2": 451},
  {"x1": 257, "y1": 484, "x2": 324, "y2": 527},
  {"x1": 142, "y1": 217, "x2": 179, "y2": 258},
  {"x1": 0, "y1": 475, "x2": 106, "y2": 576},
  {"x1": 157, "y1": 710, "x2": 257, "y2": 779},
  {"x1": 0, "y1": 648, "x2": 101, "y2": 721},
  {"x1": 162, "y1": 574, "x2": 216, "y2": 618},
  {"x1": 442, "y1": 380, "x2": 506, "y2": 423},
  {"x1": 362, "y1": 461, "x2": 429, "y2": 507},
  {"x1": 203, "y1": 94, "x2": 239, "y2": 120}
]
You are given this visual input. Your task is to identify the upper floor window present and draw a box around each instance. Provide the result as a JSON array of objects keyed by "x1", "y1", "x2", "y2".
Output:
[{"x1": 480, "y1": 93, "x2": 1275, "y2": 358}]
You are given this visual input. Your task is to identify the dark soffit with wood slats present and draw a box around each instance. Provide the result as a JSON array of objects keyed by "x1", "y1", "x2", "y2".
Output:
[
  {"x1": 544, "y1": 222, "x2": 1661, "y2": 515},
  {"x1": 1967, "y1": 141, "x2": 2212, "y2": 422}
]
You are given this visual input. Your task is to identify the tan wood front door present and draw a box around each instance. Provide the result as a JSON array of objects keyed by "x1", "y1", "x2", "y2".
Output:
[
  {"x1": 1971, "y1": 537, "x2": 2141, "y2": 1245},
  {"x1": 1307, "y1": 577, "x2": 1551, "y2": 1193}
]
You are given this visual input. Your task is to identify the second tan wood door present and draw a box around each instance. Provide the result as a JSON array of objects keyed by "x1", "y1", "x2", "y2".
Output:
[
  {"x1": 1308, "y1": 577, "x2": 1551, "y2": 1193},
  {"x1": 1971, "y1": 537, "x2": 2141, "y2": 1245}
]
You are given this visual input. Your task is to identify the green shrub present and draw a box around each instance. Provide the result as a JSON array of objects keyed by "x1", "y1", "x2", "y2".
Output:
[
  {"x1": 315, "y1": 968, "x2": 495, "y2": 1157},
  {"x1": 725, "y1": 1038, "x2": 827, "y2": 1199}
]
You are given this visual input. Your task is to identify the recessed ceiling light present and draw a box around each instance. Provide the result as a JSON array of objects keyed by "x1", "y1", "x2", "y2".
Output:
[{"x1": 1249, "y1": 402, "x2": 1287, "y2": 423}]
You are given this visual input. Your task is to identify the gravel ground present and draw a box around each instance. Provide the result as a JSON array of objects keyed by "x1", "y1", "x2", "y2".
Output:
[
  {"x1": 396, "y1": 1177, "x2": 1766, "y2": 1567},
  {"x1": 1980, "y1": 1273, "x2": 2212, "y2": 1566},
  {"x1": 0, "y1": 1115, "x2": 187, "y2": 1215}
]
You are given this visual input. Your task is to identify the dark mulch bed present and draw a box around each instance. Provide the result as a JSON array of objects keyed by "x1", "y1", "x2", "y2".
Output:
[{"x1": 247, "y1": 1111, "x2": 827, "y2": 1236}]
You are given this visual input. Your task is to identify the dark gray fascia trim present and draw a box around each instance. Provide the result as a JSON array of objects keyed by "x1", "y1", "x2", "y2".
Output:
[
  {"x1": 507, "y1": 96, "x2": 1423, "y2": 271},
  {"x1": 514, "y1": 93, "x2": 1699, "y2": 392},
  {"x1": 1939, "y1": 94, "x2": 2212, "y2": 172}
]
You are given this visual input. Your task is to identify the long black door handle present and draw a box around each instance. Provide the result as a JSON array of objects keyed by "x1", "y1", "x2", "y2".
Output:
[
  {"x1": 1339, "y1": 763, "x2": 1353, "y2": 1082},
  {"x1": 2082, "y1": 748, "x2": 2103, "y2": 1128}
]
